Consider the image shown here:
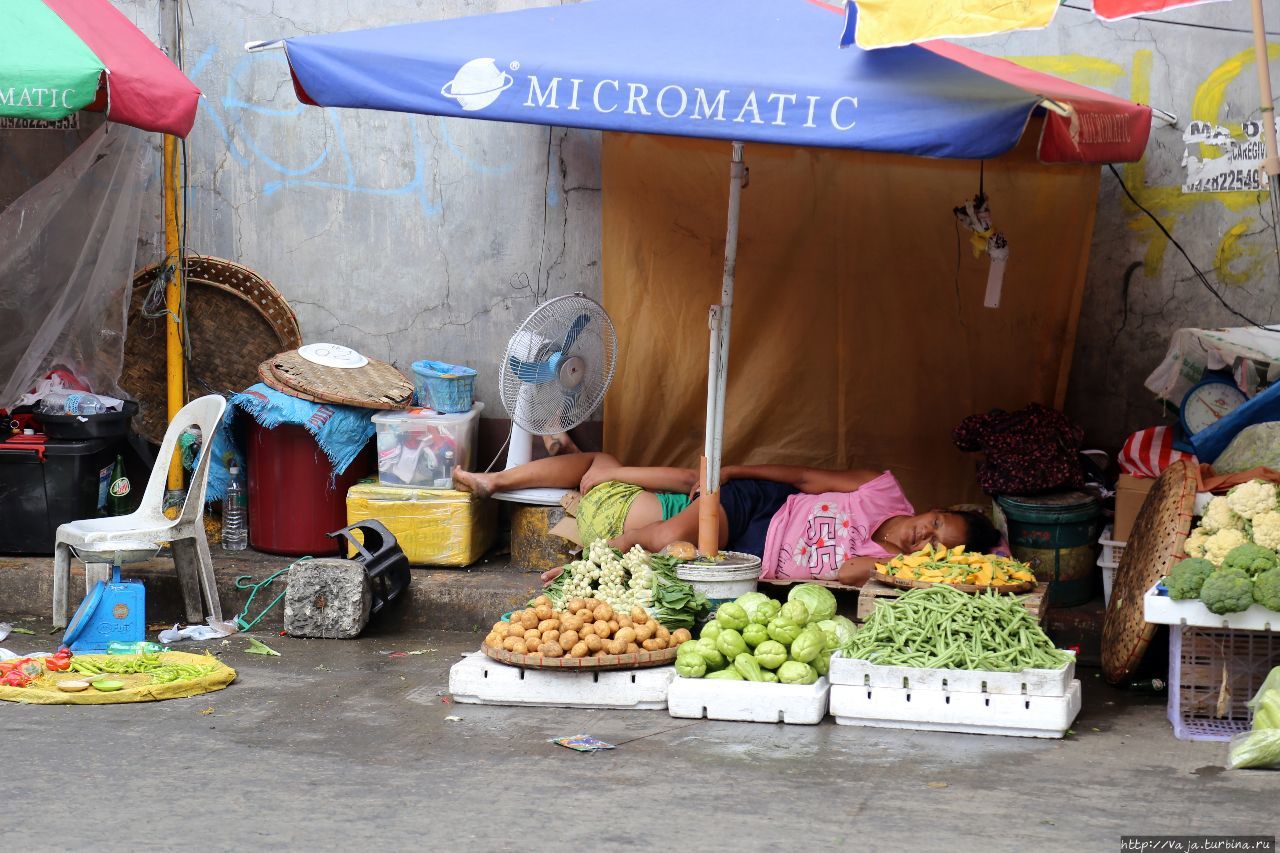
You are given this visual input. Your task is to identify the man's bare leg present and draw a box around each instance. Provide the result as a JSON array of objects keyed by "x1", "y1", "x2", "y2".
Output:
[
  {"x1": 454, "y1": 452, "x2": 618, "y2": 498},
  {"x1": 542, "y1": 432, "x2": 581, "y2": 456},
  {"x1": 608, "y1": 497, "x2": 729, "y2": 554}
]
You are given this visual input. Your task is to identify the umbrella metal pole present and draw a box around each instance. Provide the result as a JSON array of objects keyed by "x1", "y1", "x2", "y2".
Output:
[
  {"x1": 1250, "y1": 0, "x2": 1280, "y2": 263},
  {"x1": 698, "y1": 141, "x2": 746, "y2": 557}
]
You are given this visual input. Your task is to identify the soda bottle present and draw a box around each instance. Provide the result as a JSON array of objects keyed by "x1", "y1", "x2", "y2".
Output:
[
  {"x1": 222, "y1": 466, "x2": 248, "y2": 551},
  {"x1": 106, "y1": 455, "x2": 131, "y2": 516}
]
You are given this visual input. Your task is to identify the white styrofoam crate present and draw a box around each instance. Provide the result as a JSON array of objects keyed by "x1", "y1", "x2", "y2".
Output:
[
  {"x1": 666, "y1": 675, "x2": 829, "y2": 724},
  {"x1": 1144, "y1": 583, "x2": 1280, "y2": 632},
  {"x1": 830, "y1": 680, "x2": 1081, "y2": 738},
  {"x1": 1098, "y1": 525, "x2": 1126, "y2": 567},
  {"x1": 828, "y1": 652, "x2": 1075, "y2": 697},
  {"x1": 448, "y1": 652, "x2": 673, "y2": 709}
]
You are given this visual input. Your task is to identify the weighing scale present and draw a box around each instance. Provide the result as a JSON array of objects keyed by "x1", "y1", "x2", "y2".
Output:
[{"x1": 61, "y1": 542, "x2": 156, "y2": 653}]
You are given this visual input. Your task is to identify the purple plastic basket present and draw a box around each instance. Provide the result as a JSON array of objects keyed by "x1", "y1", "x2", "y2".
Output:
[{"x1": 1168, "y1": 625, "x2": 1280, "y2": 742}]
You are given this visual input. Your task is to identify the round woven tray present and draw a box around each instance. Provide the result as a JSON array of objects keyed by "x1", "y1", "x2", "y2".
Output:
[
  {"x1": 260, "y1": 350, "x2": 413, "y2": 410},
  {"x1": 122, "y1": 256, "x2": 302, "y2": 442},
  {"x1": 1102, "y1": 459, "x2": 1198, "y2": 684},
  {"x1": 871, "y1": 571, "x2": 1036, "y2": 595},
  {"x1": 481, "y1": 642, "x2": 679, "y2": 671}
]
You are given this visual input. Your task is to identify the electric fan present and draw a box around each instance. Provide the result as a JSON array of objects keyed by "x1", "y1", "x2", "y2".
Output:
[{"x1": 494, "y1": 293, "x2": 617, "y2": 505}]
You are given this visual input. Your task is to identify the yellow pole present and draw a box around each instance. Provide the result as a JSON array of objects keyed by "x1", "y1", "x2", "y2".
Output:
[{"x1": 163, "y1": 133, "x2": 185, "y2": 494}]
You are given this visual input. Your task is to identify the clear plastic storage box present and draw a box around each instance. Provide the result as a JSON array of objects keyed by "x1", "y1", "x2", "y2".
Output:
[{"x1": 371, "y1": 403, "x2": 483, "y2": 489}]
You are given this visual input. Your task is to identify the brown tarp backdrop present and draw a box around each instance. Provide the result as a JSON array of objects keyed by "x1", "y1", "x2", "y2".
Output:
[{"x1": 601, "y1": 127, "x2": 1100, "y2": 510}]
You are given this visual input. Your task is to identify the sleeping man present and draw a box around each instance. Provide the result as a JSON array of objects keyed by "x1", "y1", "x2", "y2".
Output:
[{"x1": 453, "y1": 452, "x2": 1000, "y2": 587}]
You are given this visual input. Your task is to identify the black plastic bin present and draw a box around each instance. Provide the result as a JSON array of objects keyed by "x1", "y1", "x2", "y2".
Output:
[{"x1": 0, "y1": 436, "x2": 122, "y2": 555}]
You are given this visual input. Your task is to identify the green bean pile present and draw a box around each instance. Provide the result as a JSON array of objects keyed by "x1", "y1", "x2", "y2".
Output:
[
  {"x1": 840, "y1": 585, "x2": 1072, "y2": 672},
  {"x1": 68, "y1": 654, "x2": 217, "y2": 684}
]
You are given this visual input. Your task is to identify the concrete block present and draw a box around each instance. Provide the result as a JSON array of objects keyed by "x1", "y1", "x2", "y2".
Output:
[{"x1": 284, "y1": 558, "x2": 371, "y2": 639}]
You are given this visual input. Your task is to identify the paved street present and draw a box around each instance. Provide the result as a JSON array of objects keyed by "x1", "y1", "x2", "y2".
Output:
[{"x1": 1, "y1": 625, "x2": 1273, "y2": 852}]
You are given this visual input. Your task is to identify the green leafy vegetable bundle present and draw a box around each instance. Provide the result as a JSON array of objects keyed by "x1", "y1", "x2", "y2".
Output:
[{"x1": 840, "y1": 585, "x2": 1071, "y2": 672}]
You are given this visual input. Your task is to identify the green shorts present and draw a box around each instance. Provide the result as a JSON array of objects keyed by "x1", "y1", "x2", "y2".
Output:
[{"x1": 576, "y1": 481, "x2": 691, "y2": 545}]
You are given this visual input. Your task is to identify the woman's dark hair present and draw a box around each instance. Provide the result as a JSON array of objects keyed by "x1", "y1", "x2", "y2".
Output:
[{"x1": 948, "y1": 510, "x2": 1003, "y2": 554}]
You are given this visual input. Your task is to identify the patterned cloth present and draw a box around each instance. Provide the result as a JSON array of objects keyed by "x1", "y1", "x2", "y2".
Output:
[
  {"x1": 953, "y1": 403, "x2": 1085, "y2": 496},
  {"x1": 1118, "y1": 426, "x2": 1195, "y2": 478}
]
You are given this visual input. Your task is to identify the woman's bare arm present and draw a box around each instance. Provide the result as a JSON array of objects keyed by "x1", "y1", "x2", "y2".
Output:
[{"x1": 725, "y1": 464, "x2": 882, "y2": 495}]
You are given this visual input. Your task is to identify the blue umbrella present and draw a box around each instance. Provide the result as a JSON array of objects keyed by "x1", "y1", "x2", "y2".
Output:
[{"x1": 250, "y1": 0, "x2": 1150, "y2": 551}]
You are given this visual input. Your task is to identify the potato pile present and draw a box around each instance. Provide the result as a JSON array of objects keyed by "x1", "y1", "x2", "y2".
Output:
[{"x1": 484, "y1": 595, "x2": 693, "y2": 659}]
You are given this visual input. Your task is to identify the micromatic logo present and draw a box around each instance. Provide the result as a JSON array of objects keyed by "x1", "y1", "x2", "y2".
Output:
[
  {"x1": 0, "y1": 88, "x2": 79, "y2": 110},
  {"x1": 439, "y1": 58, "x2": 859, "y2": 132}
]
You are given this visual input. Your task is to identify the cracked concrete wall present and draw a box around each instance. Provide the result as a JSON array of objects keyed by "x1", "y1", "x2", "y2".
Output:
[
  {"x1": 964, "y1": 4, "x2": 1280, "y2": 451},
  {"x1": 123, "y1": 0, "x2": 601, "y2": 423}
]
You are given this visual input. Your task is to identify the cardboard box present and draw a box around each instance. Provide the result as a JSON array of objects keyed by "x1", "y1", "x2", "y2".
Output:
[{"x1": 1113, "y1": 473, "x2": 1157, "y2": 541}]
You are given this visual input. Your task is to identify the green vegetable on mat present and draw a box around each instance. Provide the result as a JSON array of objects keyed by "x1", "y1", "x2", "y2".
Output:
[
  {"x1": 715, "y1": 628, "x2": 748, "y2": 660},
  {"x1": 715, "y1": 602, "x2": 749, "y2": 631},
  {"x1": 1200, "y1": 568, "x2": 1255, "y2": 615},
  {"x1": 777, "y1": 661, "x2": 818, "y2": 685},
  {"x1": 733, "y1": 653, "x2": 765, "y2": 682},
  {"x1": 1222, "y1": 543, "x2": 1279, "y2": 578},
  {"x1": 695, "y1": 638, "x2": 727, "y2": 670},
  {"x1": 1253, "y1": 568, "x2": 1280, "y2": 612},
  {"x1": 778, "y1": 600, "x2": 810, "y2": 627},
  {"x1": 741, "y1": 623, "x2": 768, "y2": 649},
  {"x1": 676, "y1": 655, "x2": 706, "y2": 679},
  {"x1": 699, "y1": 620, "x2": 723, "y2": 642},
  {"x1": 840, "y1": 585, "x2": 1073, "y2": 672},
  {"x1": 787, "y1": 583, "x2": 837, "y2": 622},
  {"x1": 766, "y1": 618, "x2": 802, "y2": 647},
  {"x1": 753, "y1": 640, "x2": 788, "y2": 670},
  {"x1": 244, "y1": 638, "x2": 281, "y2": 657},
  {"x1": 704, "y1": 668, "x2": 743, "y2": 680},
  {"x1": 1163, "y1": 557, "x2": 1214, "y2": 601}
]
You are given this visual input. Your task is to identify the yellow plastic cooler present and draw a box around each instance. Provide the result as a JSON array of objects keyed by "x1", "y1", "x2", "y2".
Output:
[{"x1": 345, "y1": 480, "x2": 496, "y2": 567}]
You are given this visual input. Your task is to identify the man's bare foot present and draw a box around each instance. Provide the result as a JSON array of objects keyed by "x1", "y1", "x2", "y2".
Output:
[
  {"x1": 541, "y1": 432, "x2": 580, "y2": 457},
  {"x1": 452, "y1": 468, "x2": 495, "y2": 498},
  {"x1": 540, "y1": 566, "x2": 563, "y2": 586}
]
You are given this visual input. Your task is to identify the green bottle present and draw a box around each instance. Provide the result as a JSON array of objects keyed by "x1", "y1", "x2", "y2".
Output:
[{"x1": 106, "y1": 454, "x2": 131, "y2": 516}]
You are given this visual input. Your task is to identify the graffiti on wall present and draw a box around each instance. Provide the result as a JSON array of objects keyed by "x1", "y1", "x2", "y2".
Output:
[{"x1": 1010, "y1": 43, "x2": 1279, "y2": 287}]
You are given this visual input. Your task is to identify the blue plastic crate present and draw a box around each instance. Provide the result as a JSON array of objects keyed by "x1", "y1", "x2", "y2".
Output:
[{"x1": 411, "y1": 359, "x2": 476, "y2": 414}]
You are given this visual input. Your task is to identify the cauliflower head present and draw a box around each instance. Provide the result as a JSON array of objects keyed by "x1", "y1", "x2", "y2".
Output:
[
  {"x1": 1200, "y1": 568, "x2": 1254, "y2": 615},
  {"x1": 1200, "y1": 496, "x2": 1245, "y2": 534},
  {"x1": 1251, "y1": 511, "x2": 1280, "y2": 551},
  {"x1": 1254, "y1": 568, "x2": 1280, "y2": 612},
  {"x1": 1184, "y1": 530, "x2": 1209, "y2": 560},
  {"x1": 1223, "y1": 542, "x2": 1280, "y2": 577},
  {"x1": 1226, "y1": 480, "x2": 1279, "y2": 521},
  {"x1": 1203, "y1": 528, "x2": 1249, "y2": 567},
  {"x1": 1163, "y1": 557, "x2": 1214, "y2": 600}
]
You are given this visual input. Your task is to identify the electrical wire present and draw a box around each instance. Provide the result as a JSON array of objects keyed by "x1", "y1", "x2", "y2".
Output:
[
  {"x1": 1106, "y1": 163, "x2": 1277, "y2": 330},
  {"x1": 1058, "y1": 2, "x2": 1280, "y2": 37}
]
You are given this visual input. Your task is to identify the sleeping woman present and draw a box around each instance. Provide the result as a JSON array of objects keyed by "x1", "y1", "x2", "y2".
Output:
[{"x1": 453, "y1": 452, "x2": 1001, "y2": 587}]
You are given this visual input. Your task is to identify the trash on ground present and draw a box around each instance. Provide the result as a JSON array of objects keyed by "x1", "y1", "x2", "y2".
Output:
[
  {"x1": 444, "y1": 715, "x2": 464, "y2": 722},
  {"x1": 550, "y1": 735, "x2": 616, "y2": 752},
  {"x1": 244, "y1": 638, "x2": 281, "y2": 657},
  {"x1": 159, "y1": 621, "x2": 235, "y2": 644}
]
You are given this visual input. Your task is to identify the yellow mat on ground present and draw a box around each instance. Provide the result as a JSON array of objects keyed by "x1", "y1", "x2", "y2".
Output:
[{"x1": 0, "y1": 651, "x2": 237, "y2": 705}]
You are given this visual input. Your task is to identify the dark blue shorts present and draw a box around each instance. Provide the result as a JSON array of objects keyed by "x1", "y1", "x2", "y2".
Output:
[{"x1": 719, "y1": 479, "x2": 798, "y2": 558}]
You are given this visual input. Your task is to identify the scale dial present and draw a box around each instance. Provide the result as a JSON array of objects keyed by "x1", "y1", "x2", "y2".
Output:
[{"x1": 1180, "y1": 380, "x2": 1247, "y2": 436}]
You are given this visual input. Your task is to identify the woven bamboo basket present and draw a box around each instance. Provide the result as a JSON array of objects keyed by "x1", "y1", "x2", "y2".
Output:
[{"x1": 121, "y1": 256, "x2": 302, "y2": 443}]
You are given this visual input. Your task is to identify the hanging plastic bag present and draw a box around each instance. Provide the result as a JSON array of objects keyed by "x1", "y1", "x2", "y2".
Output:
[{"x1": 1227, "y1": 666, "x2": 1280, "y2": 769}]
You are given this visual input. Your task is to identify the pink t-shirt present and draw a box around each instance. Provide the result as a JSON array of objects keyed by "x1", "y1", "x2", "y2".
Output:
[{"x1": 759, "y1": 471, "x2": 915, "y2": 581}]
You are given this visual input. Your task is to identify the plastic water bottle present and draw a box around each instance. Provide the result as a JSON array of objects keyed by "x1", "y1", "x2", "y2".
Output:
[
  {"x1": 222, "y1": 466, "x2": 248, "y2": 551},
  {"x1": 79, "y1": 396, "x2": 103, "y2": 416}
]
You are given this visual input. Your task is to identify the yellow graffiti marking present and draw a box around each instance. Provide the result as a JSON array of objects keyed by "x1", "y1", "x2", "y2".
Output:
[
  {"x1": 1005, "y1": 55, "x2": 1127, "y2": 90},
  {"x1": 1191, "y1": 44, "x2": 1280, "y2": 159},
  {"x1": 1215, "y1": 219, "x2": 1270, "y2": 285}
]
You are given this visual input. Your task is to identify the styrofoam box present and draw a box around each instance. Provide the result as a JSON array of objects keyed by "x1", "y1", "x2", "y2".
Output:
[
  {"x1": 1098, "y1": 525, "x2": 1126, "y2": 567},
  {"x1": 1144, "y1": 583, "x2": 1280, "y2": 632},
  {"x1": 828, "y1": 652, "x2": 1075, "y2": 697},
  {"x1": 666, "y1": 675, "x2": 829, "y2": 724},
  {"x1": 830, "y1": 680, "x2": 1082, "y2": 738},
  {"x1": 448, "y1": 652, "x2": 673, "y2": 709}
]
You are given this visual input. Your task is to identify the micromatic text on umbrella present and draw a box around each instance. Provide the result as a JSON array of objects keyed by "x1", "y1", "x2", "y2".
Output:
[{"x1": 440, "y1": 57, "x2": 859, "y2": 132}]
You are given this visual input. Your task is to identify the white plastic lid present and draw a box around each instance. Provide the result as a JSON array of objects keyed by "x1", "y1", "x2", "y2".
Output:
[
  {"x1": 297, "y1": 343, "x2": 369, "y2": 369},
  {"x1": 372, "y1": 402, "x2": 484, "y2": 425}
]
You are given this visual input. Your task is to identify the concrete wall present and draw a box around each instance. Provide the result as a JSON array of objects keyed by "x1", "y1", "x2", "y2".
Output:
[
  {"x1": 14, "y1": 1, "x2": 1279, "y2": 456},
  {"x1": 965, "y1": 3, "x2": 1280, "y2": 450}
]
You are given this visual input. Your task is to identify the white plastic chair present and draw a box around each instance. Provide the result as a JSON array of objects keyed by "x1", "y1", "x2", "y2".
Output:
[{"x1": 52, "y1": 394, "x2": 228, "y2": 627}]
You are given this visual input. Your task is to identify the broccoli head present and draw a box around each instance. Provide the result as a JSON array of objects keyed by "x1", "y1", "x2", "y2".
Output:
[
  {"x1": 1254, "y1": 568, "x2": 1280, "y2": 612},
  {"x1": 1200, "y1": 568, "x2": 1255, "y2": 615},
  {"x1": 1164, "y1": 557, "x2": 1215, "y2": 600},
  {"x1": 1222, "y1": 542, "x2": 1280, "y2": 577}
]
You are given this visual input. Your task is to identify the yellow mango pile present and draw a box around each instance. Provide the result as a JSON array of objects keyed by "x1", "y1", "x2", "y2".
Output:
[{"x1": 876, "y1": 544, "x2": 1036, "y2": 588}]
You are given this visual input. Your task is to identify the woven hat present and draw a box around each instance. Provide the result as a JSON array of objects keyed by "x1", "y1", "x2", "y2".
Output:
[{"x1": 1101, "y1": 459, "x2": 1197, "y2": 684}]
